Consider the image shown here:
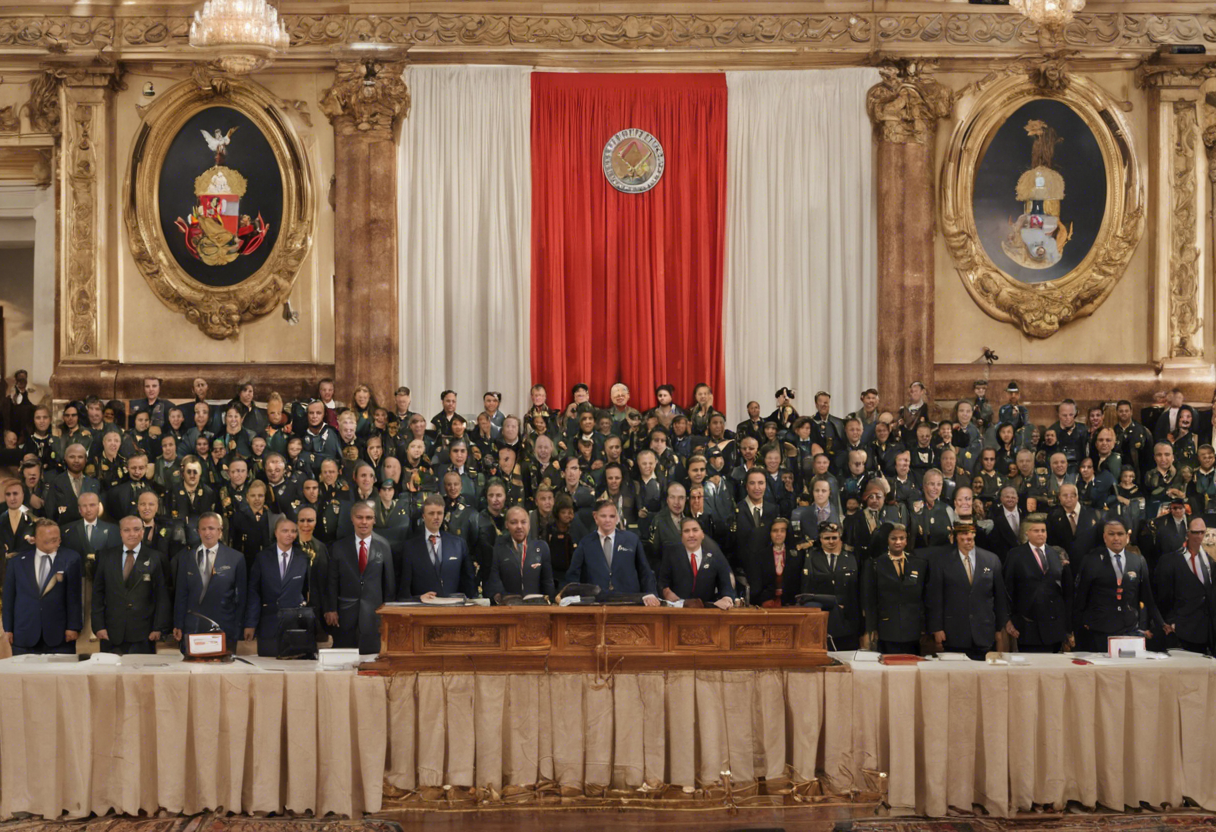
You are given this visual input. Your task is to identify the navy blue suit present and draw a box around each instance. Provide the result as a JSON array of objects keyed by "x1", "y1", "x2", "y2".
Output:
[
  {"x1": 174, "y1": 543, "x2": 247, "y2": 650},
  {"x1": 244, "y1": 545, "x2": 310, "y2": 657},
  {"x1": 565, "y1": 529, "x2": 657, "y2": 597},
  {"x1": 2, "y1": 547, "x2": 84, "y2": 653},
  {"x1": 398, "y1": 530, "x2": 477, "y2": 601}
]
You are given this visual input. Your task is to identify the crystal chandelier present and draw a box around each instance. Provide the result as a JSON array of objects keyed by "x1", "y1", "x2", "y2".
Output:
[
  {"x1": 190, "y1": 0, "x2": 290, "y2": 75},
  {"x1": 1010, "y1": 0, "x2": 1086, "y2": 34}
]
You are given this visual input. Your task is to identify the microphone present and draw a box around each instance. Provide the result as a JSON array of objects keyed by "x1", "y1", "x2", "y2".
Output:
[{"x1": 187, "y1": 610, "x2": 224, "y2": 633}]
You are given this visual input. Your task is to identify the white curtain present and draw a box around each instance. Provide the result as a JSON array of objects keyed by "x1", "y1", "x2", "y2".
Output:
[
  {"x1": 398, "y1": 65, "x2": 532, "y2": 419},
  {"x1": 723, "y1": 69, "x2": 878, "y2": 420}
]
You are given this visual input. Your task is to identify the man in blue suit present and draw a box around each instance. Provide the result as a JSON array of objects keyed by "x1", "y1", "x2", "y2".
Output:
[
  {"x1": 399, "y1": 495, "x2": 477, "y2": 601},
  {"x1": 566, "y1": 500, "x2": 659, "y2": 604},
  {"x1": 3, "y1": 515, "x2": 83, "y2": 651},
  {"x1": 3, "y1": 518, "x2": 83, "y2": 654},
  {"x1": 243, "y1": 515, "x2": 311, "y2": 657},
  {"x1": 173, "y1": 511, "x2": 246, "y2": 651}
]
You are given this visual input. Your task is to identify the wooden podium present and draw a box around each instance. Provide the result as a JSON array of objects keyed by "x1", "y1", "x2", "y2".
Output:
[{"x1": 361, "y1": 605, "x2": 832, "y2": 674}]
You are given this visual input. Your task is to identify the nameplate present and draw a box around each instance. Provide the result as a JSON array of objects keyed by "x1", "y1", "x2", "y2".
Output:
[{"x1": 186, "y1": 632, "x2": 227, "y2": 658}]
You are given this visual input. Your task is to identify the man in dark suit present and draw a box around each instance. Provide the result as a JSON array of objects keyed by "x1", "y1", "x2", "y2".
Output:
[
  {"x1": 60, "y1": 491, "x2": 120, "y2": 570},
  {"x1": 735, "y1": 470, "x2": 778, "y2": 568},
  {"x1": 646, "y1": 482, "x2": 687, "y2": 569},
  {"x1": 800, "y1": 521, "x2": 863, "y2": 650},
  {"x1": 104, "y1": 452, "x2": 158, "y2": 521},
  {"x1": 1045, "y1": 485, "x2": 1101, "y2": 562},
  {"x1": 485, "y1": 506, "x2": 555, "y2": 602},
  {"x1": 927, "y1": 522, "x2": 1009, "y2": 660},
  {"x1": 243, "y1": 515, "x2": 311, "y2": 656},
  {"x1": 399, "y1": 495, "x2": 477, "y2": 601},
  {"x1": 658, "y1": 515, "x2": 736, "y2": 608},
  {"x1": 1072, "y1": 518, "x2": 1166, "y2": 653},
  {"x1": 173, "y1": 512, "x2": 246, "y2": 651},
  {"x1": 2, "y1": 518, "x2": 83, "y2": 654},
  {"x1": 1003, "y1": 513, "x2": 1072, "y2": 653},
  {"x1": 988, "y1": 486, "x2": 1024, "y2": 563},
  {"x1": 43, "y1": 443, "x2": 100, "y2": 524},
  {"x1": 566, "y1": 500, "x2": 659, "y2": 603},
  {"x1": 1154, "y1": 515, "x2": 1215, "y2": 654},
  {"x1": 1138, "y1": 498, "x2": 1190, "y2": 568},
  {"x1": 128, "y1": 376, "x2": 169, "y2": 433},
  {"x1": 324, "y1": 501, "x2": 395, "y2": 654},
  {"x1": 92, "y1": 515, "x2": 170, "y2": 654}
]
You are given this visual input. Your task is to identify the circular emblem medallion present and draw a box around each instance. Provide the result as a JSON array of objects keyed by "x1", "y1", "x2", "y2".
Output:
[{"x1": 603, "y1": 129, "x2": 665, "y2": 194}]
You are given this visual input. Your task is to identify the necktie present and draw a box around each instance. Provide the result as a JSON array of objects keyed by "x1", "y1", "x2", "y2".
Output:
[
  {"x1": 71, "y1": 477, "x2": 81, "y2": 497},
  {"x1": 753, "y1": 507, "x2": 762, "y2": 527},
  {"x1": 518, "y1": 541, "x2": 526, "y2": 576},
  {"x1": 1192, "y1": 553, "x2": 1204, "y2": 584},
  {"x1": 199, "y1": 548, "x2": 212, "y2": 593},
  {"x1": 429, "y1": 535, "x2": 439, "y2": 569},
  {"x1": 602, "y1": 536, "x2": 613, "y2": 569},
  {"x1": 1069, "y1": 512, "x2": 1078, "y2": 532},
  {"x1": 38, "y1": 554, "x2": 50, "y2": 589},
  {"x1": 123, "y1": 549, "x2": 135, "y2": 580},
  {"x1": 866, "y1": 509, "x2": 877, "y2": 532},
  {"x1": 891, "y1": 556, "x2": 905, "y2": 578},
  {"x1": 1033, "y1": 546, "x2": 1045, "y2": 573},
  {"x1": 1113, "y1": 553, "x2": 1123, "y2": 581},
  {"x1": 963, "y1": 552, "x2": 974, "y2": 584},
  {"x1": 358, "y1": 539, "x2": 368, "y2": 574},
  {"x1": 828, "y1": 553, "x2": 836, "y2": 573},
  {"x1": 690, "y1": 550, "x2": 698, "y2": 581},
  {"x1": 86, "y1": 523, "x2": 93, "y2": 543},
  {"x1": 280, "y1": 552, "x2": 289, "y2": 581}
]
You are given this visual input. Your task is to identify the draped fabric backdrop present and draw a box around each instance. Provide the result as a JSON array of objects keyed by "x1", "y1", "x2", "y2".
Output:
[
  {"x1": 723, "y1": 69, "x2": 879, "y2": 419},
  {"x1": 530, "y1": 73, "x2": 727, "y2": 414},
  {"x1": 398, "y1": 66, "x2": 533, "y2": 415}
]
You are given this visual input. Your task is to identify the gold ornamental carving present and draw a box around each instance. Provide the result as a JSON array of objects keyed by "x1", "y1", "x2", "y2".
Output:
[
  {"x1": 123, "y1": 78, "x2": 316, "y2": 340},
  {"x1": 320, "y1": 61, "x2": 410, "y2": 140},
  {"x1": 1170, "y1": 102, "x2": 1201, "y2": 358},
  {"x1": 25, "y1": 70, "x2": 62, "y2": 135},
  {"x1": 866, "y1": 61, "x2": 955, "y2": 146},
  {"x1": 63, "y1": 97, "x2": 99, "y2": 356},
  {"x1": 940, "y1": 74, "x2": 1145, "y2": 337}
]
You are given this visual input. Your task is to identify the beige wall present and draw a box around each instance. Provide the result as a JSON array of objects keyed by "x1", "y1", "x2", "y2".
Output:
[
  {"x1": 933, "y1": 69, "x2": 1159, "y2": 366},
  {"x1": 112, "y1": 69, "x2": 335, "y2": 366}
]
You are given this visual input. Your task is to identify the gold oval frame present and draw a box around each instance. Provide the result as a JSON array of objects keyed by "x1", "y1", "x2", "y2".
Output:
[
  {"x1": 940, "y1": 74, "x2": 1145, "y2": 338},
  {"x1": 124, "y1": 77, "x2": 315, "y2": 340}
]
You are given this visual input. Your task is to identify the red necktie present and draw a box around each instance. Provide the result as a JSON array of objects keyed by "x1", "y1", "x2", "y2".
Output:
[
  {"x1": 358, "y1": 539, "x2": 368, "y2": 574},
  {"x1": 690, "y1": 551, "x2": 698, "y2": 582}
]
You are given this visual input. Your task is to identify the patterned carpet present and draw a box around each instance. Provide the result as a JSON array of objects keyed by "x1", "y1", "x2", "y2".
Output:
[
  {"x1": 0, "y1": 818, "x2": 402, "y2": 832},
  {"x1": 838, "y1": 814, "x2": 1216, "y2": 832}
]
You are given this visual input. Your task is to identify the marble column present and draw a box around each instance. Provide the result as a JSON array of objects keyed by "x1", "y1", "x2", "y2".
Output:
[
  {"x1": 321, "y1": 61, "x2": 410, "y2": 402},
  {"x1": 866, "y1": 64, "x2": 954, "y2": 406},
  {"x1": 52, "y1": 63, "x2": 124, "y2": 364}
]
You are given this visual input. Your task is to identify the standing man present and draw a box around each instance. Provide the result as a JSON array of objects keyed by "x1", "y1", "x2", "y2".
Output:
[
  {"x1": 324, "y1": 502, "x2": 395, "y2": 654},
  {"x1": 658, "y1": 516, "x2": 736, "y2": 608},
  {"x1": 399, "y1": 495, "x2": 476, "y2": 601},
  {"x1": 927, "y1": 522, "x2": 1008, "y2": 660},
  {"x1": 1154, "y1": 515, "x2": 1214, "y2": 654},
  {"x1": 129, "y1": 376, "x2": 169, "y2": 435},
  {"x1": 485, "y1": 506, "x2": 555, "y2": 602},
  {"x1": 173, "y1": 512, "x2": 246, "y2": 651},
  {"x1": 2, "y1": 518, "x2": 83, "y2": 654},
  {"x1": 800, "y1": 521, "x2": 863, "y2": 650},
  {"x1": 244, "y1": 515, "x2": 310, "y2": 657},
  {"x1": 43, "y1": 443, "x2": 100, "y2": 524},
  {"x1": 566, "y1": 500, "x2": 659, "y2": 604},
  {"x1": 92, "y1": 515, "x2": 170, "y2": 654},
  {"x1": 1072, "y1": 518, "x2": 1165, "y2": 653},
  {"x1": 1003, "y1": 513, "x2": 1072, "y2": 653}
]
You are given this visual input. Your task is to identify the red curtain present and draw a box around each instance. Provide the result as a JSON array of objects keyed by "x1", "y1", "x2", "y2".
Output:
[{"x1": 530, "y1": 73, "x2": 727, "y2": 414}]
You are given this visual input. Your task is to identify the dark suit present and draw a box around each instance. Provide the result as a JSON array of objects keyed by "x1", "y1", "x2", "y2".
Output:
[
  {"x1": 657, "y1": 543, "x2": 735, "y2": 604},
  {"x1": 2, "y1": 547, "x2": 84, "y2": 654},
  {"x1": 1, "y1": 509, "x2": 36, "y2": 562},
  {"x1": 926, "y1": 547, "x2": 1008, "y2": 657},
  {"x1": 987, "y1": 510, "x2": 1023, "y2": 563},
  {"x1": 746, "y1": 544, "x2": 803, "y2": 606},
  {"x1": 1045, "y1": 505, "x2": 1101, "y2": 562},
  {"x1": 485, "y1": 537, "x2": 556, "y2": 600},
  {"x1": 862, "y1": 553, "x2": 929, "y2": 652},
  {"x1": 174, "y1": 543, "x2": 246, "y2": 650},
  {"x1": 801, "y1": 548, "x2": 863, "y2": 650},
  {"x1": 326, "y1": 534, "x2": 395, "y2": 654},
  {"x1": 734, "y1": 500, "x2": 778, "y2": 568},
  {"x1": 59, "y1": 519, "x2": 120, "y2": 578},
  {"x1": 398, "y1": 530, "x2": 477, "y2": 600},
  {"x1": 244, "y1": 545, "x2": 310, "y2": 657},
  {"x1": 104, "y1": 480, "x2": 157, "y2": 522},
  {"x1": 91, "y1": 544, "x2": 170, "y2": 653},
  {"x1": 565, "y1": 529, "x2": 657, "y2": 597},
  {"x1": 1154, "y1": 547, "x2": 1215, "y2": 652},
  {"x1": 229, "y1": 505, "x2": 273, "y2": 567},
  {"x1": 1003, "y1": 543, "x2": 1072, "y2": 651},
  {"x1": 43, "y1": 473, "x2": 101, "y2": 524},
  {"x1": 1072, "y1": 547, "x2": 1165, "y2": 652},
  {"x1": 1138, "y1": 514, "x2": 1189, "y2": 569}
]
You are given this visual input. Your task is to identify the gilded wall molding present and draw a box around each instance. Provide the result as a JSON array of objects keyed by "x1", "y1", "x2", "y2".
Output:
[
  {"x1": 320, "y1": 61, "x2": 409, "y2": 140},
  {"x1": 866, "y1": 61, "x2": 955, "y2": 146},
  {"x1": 1171, "y1": 102, "x2": 1203, "y2": 359},
  {"x1": 941, "y1": 74, "x2": 1145, "y2": 338},
  {"x1": 24, "y1": 70, "x2": 62, "y2": 136},
  {"x1": 1, "y1": 13, "x2": 1216, "y2": 57}
]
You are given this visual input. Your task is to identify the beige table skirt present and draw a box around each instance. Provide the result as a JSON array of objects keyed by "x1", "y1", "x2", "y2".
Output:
[
  {"x1": 0, "y1": 659, "x2": 388, "y2": 819},
  {"x1": 844, "y1": 653, "x2": 1216, "y2": 817}
]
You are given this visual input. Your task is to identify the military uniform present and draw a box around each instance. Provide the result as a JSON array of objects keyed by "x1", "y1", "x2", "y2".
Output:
[
  {"x1": 169, "y1": 484, "x2": 216, "y2": 524},
  {"x1": 105, "y1": 479, "x2": 160, "y2": 521},
  {"x1": 801, "y1": 546, "x2": 863, "y2": 650},
  {"x1": 128, "y1": 397, "x2": 169, "y2": 430},
  {"x1": 911, "y1": 499, "x2": 953, "y2": 548},
  {"x1": 20, "y1": 432, "x2": 60, "y2": 475},
  {"x1": 1143, "y1": 466, "x2": 1184, "y2": 516},
  {"x1": 1011, "y1": 467, "x2": 1050, "y2": 509}
]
